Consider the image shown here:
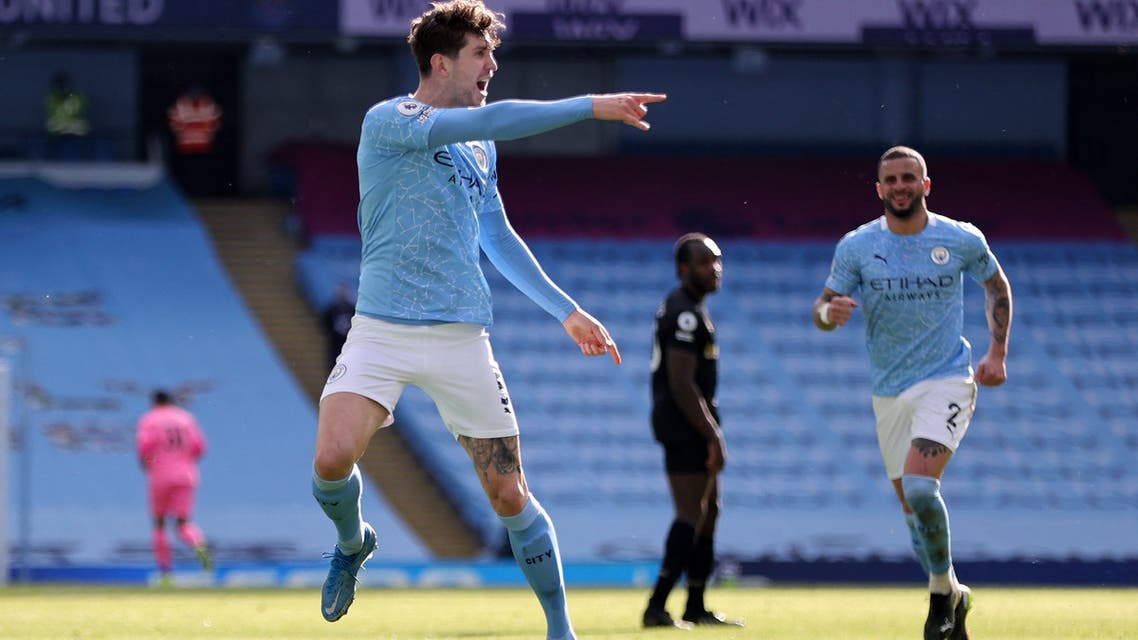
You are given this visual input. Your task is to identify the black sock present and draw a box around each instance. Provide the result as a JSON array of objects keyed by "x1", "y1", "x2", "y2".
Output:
[
  {"x1": 685, "y1": 535, "x2": 714, "y2": 615},
  {"x1": 648, "y1": 520, "x2": 695, "y2": 610}
]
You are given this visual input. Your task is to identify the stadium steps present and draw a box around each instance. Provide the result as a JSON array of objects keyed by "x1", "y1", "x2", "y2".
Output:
[
  {"x1": 194, "y1": 199, "x2": 327, "y2": 399},
  {"x1": 195, "y1": 199, "x2": 484, "y2": 558}
]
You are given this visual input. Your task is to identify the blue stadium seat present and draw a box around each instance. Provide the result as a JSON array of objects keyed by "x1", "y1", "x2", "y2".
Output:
[
  {"x1": 294, "y1": 237, "x2": 1138, "y2": 561},
  {"x1": 0, "y1": 175, "x2": 426, "y2": 565}
]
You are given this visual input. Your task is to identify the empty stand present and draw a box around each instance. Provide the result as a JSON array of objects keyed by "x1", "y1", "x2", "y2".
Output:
[
  {"x1": 284, "y1": 148, "x2": 1133, "y2": 561},
  {"x1": 295, "y1": 236, "x2": 1138, "y2": 561},
  {"x1": 0, "y1": 170, "x2": 426, "y2": 565}
]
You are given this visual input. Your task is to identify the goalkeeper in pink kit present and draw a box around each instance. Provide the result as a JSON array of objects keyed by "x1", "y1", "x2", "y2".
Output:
[{"x1": 137, "y1": 390, "x2": 211, "y2": 576}]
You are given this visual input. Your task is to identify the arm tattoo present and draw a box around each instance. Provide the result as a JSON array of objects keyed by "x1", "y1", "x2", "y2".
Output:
[
  {"x1": 983, "y1": 275, "x2": 1011, "y2": 345},
  {"x1": 458, "y1": 435, "x2": 521, "y2": 481},
  {"x1": 913, "y1": 438, "x2": 950, "y2": 459}
]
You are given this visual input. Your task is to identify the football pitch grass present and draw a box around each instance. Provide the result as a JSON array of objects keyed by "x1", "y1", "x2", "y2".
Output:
[{"x1": 2, "y1": 585, "x2": 1136, "y2": 639}]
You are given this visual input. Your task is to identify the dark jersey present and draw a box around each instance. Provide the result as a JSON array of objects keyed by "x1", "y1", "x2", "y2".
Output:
[{"x1": 651, "y1": 286, "x2": 718, "y2": 444}]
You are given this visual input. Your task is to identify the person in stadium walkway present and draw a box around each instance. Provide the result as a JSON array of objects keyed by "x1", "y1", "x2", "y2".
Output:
[
  {"x1": 309, "y1": 2, "x2": 664, "y2": 637},
  {"x1": 45, "y1": 70, "x2": 89, "y2": 133},
  {"x1": 642, "y1": 233, "x2": 743, "y2": 629},
  {"x1": 812, "y1": 145, "x2": 1014, "y2": 640},
  {"x1": 136, "y1": 389, "x2": 212, "y2": 580}
]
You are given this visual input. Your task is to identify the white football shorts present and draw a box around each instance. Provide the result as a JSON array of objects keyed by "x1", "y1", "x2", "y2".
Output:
[
  {"x1": 321, "y1": 315, "x2": 520, "y2": 439},
  {"x1": 872, "y1": 376, "x2": 978, "y2": 480}
]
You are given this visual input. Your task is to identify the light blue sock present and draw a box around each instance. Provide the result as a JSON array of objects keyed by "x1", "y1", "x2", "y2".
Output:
[
  {"x1": 311, "y1": 465, "x2": 364, "y2": 553},
  {"x1": 904, "y1": 512, "x2": 932, "y2": 576},
  {"x1": 500, "y1": 496, "x2": 574, "y2": 640},
  {"x1": 902, "y1": 475, "x2": 952, "y2": 575}
]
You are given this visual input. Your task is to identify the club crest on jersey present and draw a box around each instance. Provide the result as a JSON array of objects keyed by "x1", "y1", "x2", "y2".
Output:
[
  {"x1": 675, "y1": 310, "x2": 698, "y2": 342},
  {"x1": 930, "y1": 246, "x2": 950, "y2": 265},
  {"x1": 467, "y1": 142, "x2": 489, "y2": 172},
  {"x1": 327, "y1": 363, "x2": 347, "y2": 384},
  {"x1": 677, "y1": 311, "x2": 699, "y2": 332},
  {"x1": 396, "y1": 100, "x2": 423, "y2": 117}
]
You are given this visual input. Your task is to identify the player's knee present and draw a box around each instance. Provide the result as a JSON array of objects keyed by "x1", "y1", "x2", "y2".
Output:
[
  {"x1": 674, "y1": 505, "x2": 701, "y2": 525},
  {"x1": 901, "y1": 474, "x2": 941, "y2": 513},
  {"x1": 488, "y1": 485, "x2": 529, "y2": 517},
  {"x1": 312, "y1": 447, "x2": 354, "y2": 480}
]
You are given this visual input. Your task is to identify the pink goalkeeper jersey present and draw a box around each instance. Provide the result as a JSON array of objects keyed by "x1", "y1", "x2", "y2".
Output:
[{"x1": 137, "y1": 405, "x2": 206, "y2": 487}]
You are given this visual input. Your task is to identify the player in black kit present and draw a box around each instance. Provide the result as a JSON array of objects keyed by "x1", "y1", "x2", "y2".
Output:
[{"x1": 642, "y1": 233, "x2": 743, "y2": 629}]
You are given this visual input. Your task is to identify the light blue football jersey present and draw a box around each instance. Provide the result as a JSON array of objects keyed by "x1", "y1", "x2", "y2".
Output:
[
  {"x1": 825, "y1": 213, "x2": 999, "y2": 396},
  {"x1": 355, "y1": 96, "x2": 590, "y2": 326}
]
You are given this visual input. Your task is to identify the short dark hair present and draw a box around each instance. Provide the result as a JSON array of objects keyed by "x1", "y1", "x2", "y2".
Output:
[
  {"x1": 152, "y1": 390, "x2": 172, "y2": 405},
  {"x1": 673, "y1": 232, "x2": 720, "y2": 277},
  {"x1": 674, "y1": 232, "x2": 710, "y2": 265},
  {"x1": 408, "y1": 0, "x2": 505, "y2": 76},
  {"x1": 878, "y1": 145, "x2": 928, "y2": 179}
]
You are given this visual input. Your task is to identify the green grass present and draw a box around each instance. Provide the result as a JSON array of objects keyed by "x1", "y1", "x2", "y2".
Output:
[{"x1": 1, "y1": 585, "x2": 1136, "y2": 639}]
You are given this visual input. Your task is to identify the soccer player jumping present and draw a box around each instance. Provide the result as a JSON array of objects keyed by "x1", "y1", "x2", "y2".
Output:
[{"x1": 309, "y1": 2, "x2": 664, "y2": 638}]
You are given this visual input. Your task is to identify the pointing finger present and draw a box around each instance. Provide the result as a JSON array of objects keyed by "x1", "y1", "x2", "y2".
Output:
[{"x1": 607, "y1": 338, "x2": 622, "y2": 365}]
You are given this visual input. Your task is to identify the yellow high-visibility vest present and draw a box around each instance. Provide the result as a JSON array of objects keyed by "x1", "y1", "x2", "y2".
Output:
[{"x1": 45, "y1": 90, "x2": 90, "y2": 136}]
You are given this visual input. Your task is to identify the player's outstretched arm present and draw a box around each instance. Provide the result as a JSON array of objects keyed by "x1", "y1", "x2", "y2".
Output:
[
  {"x1": 590, "y1": 92, "x2": 667, "y2": 131},
  {"x1": 562, "y1": 309, "x2": 621, "y2": 364}
]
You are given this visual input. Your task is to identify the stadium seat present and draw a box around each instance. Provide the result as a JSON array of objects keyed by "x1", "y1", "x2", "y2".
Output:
[{"x1": 294, "y1": 235, "x2": 1138, "y2": 561}]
